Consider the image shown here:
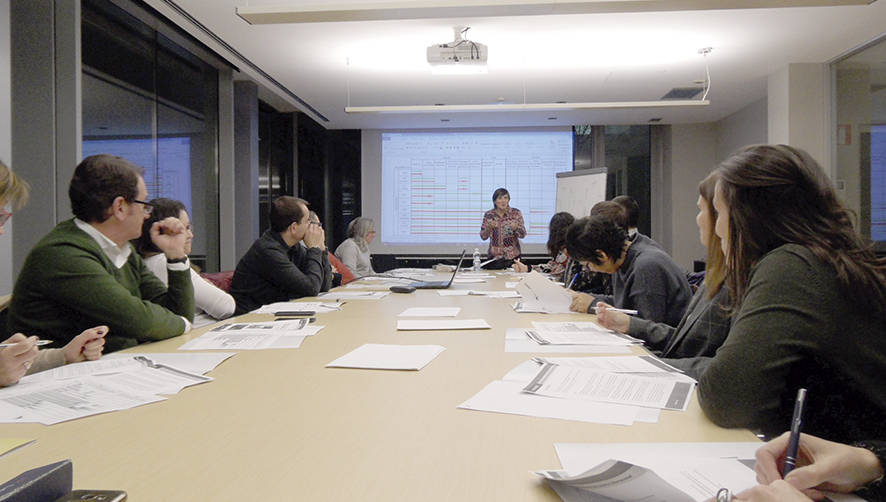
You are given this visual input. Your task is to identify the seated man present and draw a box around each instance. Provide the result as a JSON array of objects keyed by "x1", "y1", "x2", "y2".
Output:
[
  {"x1": 566, "y1": 214, "x2": 691, "y2": 327},
  {"x1": 8, "y1": 154, "x2": 194, "y2": 353},
  {"x1": 230, "y1": 196, "x2": 332, "y2": 314}
]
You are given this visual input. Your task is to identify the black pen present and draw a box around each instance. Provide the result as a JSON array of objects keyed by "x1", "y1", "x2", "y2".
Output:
[{"x1": 782, "y1": 388, "x2": 807, "y2": 476}]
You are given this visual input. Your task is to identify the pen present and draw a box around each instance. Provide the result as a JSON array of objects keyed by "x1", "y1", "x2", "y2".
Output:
[
  {"x1": 566, "y1": 272, "x2": 579, "y2": 290},
  {"x1": 589, "y1": 307, "x2": 639, "y2": 315},
  {"x1": 0, "y1": 339, "x2": 53, "y2": 348},
  {"x1": 782, "y1": 388, "x2": 807, "y2": 476}
]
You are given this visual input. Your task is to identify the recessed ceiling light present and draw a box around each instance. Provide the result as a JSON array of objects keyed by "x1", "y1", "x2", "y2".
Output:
[
  {"x1": 649, "y1": 117, "x2": 663, "y2": 122},
  {"x1": 440, "y1": 118, "x2": 450, "y2": 122},
  {"x1": 547, "y1": 117, "x2": 557, "y2": 120}
]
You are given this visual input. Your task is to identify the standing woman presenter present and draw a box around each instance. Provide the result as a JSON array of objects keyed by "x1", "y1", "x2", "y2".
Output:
[{"x1": 479, "y1": 188, "x2": 526, "y2": 270}]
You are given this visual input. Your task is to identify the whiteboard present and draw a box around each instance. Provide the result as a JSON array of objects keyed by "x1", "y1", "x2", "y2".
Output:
[{"x1": 556, "y1": 169, "x2": 608, "y2": 219}]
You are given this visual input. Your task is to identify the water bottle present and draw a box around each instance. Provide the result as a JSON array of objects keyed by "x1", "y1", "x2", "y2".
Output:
[{"x1": 472, "y1": 248, "x2": 481, "y2": 271}]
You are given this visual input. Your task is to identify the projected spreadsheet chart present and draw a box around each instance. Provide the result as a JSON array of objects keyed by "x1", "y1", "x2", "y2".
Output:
[{"x1": 382, "y1": 132, "x2": 572, "y2": 245}]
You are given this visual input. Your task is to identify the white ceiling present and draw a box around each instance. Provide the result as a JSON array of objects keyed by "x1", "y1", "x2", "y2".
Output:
[{"x1": 143, "y1": 0, "x2": 886, "y2": 129}]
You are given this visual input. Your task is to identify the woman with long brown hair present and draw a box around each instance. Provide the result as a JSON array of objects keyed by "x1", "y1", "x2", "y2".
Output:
[{"x1": 697, "y1": 144, "x2": 886, "y2": 444}]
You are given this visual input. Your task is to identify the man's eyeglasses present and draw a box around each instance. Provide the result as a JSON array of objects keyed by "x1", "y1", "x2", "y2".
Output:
[
  {"x1": 132, "y1": 199, "x2": 154, "y2": 215},
  {"x1": 0, "y1": 209, "x2": 11, "y2": 226}
]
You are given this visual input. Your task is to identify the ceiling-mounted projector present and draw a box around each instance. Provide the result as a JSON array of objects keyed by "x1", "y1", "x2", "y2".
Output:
[{"x1": 427, "y1": 26, "x2": 487, "y2": 74}]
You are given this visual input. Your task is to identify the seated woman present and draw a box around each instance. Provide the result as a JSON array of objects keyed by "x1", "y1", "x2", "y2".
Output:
[
  {"x1": 595, "y1": 172, "x2": 730, "y2": 379},
  {"x1": 514, "y1": 212, "x2": 573, "y2": 275},
  {"x1": 0, "y1": 161, "x2": 106, "y2": 387},
  {"x1": 134, "y1": 198, "x2": 235, "y2": 326},
  {"x1": 334, "y1": 217, "x2": 376, "y2": 279},
  {"x1": 697, "y1": 144, "x2": 886, "y2": 444}
]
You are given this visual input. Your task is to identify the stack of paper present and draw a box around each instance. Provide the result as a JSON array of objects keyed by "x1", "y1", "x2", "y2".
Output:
[
  {"x1": 319, "y1": 291, "x2": 390, "y2": 301},
  {"x1": 253, "y1": 301, "x2": 342, "y2": 314},
  {"x1": 504, "y1": 328, "x2": 634, "y2": 354},
  {"x1": 326, "y1": 344, "x2": 445, "y2": 370},
  {"x1": 514, "y1": 271, "x2": 573, "y2": 313},
  {"x1": 398, "y1": 307, "x2": 461, "y2": 317},
  {"x1": 0, "y1": 355, "x2": 214, "y2": 425},
  {"x1": 397, "y1": 319, "x2": 491, "y2": 331},
  {"x1": 179, "y1": 320, "x2": 324, "y2": 350},
  {"x1": 437, "y1": 290, "x2": 520, "y2": 298},
  {"x1": 458, "y1": 357, "x2": 677, "y2": 425}
]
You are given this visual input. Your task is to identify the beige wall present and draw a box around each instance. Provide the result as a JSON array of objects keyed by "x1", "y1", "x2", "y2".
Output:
[
  {"x1": 834, "y1": 69, "x2": 870, "y2": 224},
  {"x1": 768, "y1": 63, "x2": 831, "y2": 176}
]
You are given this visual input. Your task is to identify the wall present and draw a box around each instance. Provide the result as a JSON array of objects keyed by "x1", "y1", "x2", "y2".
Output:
[
  {"x1": 769, "y1": 63, "x2": 831, "y2": 176},
  {"x1": 0, "y1": 0, "x2": 11, "y2": 293},
  {"x1": 668, "y1": 123, "x2": 717, "y2": 271},
  {"x1": 715, "y1": 97, "x2": 768, "y2": 162}
]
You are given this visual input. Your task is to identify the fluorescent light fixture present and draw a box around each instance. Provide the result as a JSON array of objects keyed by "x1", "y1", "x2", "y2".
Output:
[
  {"x1": 345, "y1": 100, "x2": 710, "y2": 113},
  {"x1": 237, "y1": 1, "x2": 871, "y2": 24}
]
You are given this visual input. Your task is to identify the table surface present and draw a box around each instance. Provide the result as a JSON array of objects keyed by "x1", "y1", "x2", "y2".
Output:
[{"x1": 0, "y1": 272, "x2": 757, "y2": 500}]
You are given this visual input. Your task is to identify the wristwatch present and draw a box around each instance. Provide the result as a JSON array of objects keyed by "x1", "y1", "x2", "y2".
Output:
[{"x1": 166, "y1": 256, "x2": 188, "y2": 264}]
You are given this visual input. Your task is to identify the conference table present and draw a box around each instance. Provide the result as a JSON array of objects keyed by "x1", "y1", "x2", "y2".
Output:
[{"x1": 0, "y1": 271, "x2": 757, "y2": 500}]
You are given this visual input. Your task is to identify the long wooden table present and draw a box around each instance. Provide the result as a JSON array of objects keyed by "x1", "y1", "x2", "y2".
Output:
[{"x1": 0, "y1": 272, "x2": 757, "y2": 500}]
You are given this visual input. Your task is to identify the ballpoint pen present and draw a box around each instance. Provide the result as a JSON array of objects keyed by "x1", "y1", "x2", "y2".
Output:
[
  {"x1": 782, "y1": 388, "x2": 808, "y2": 476},
  {"x1": 566, "y1": 272, "x2": 579, "y2": 290},
  {"x1": 0, "y1": 339, "x2": 52, "y2": 348}
]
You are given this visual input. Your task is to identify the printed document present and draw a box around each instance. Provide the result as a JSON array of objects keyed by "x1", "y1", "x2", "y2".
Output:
[
  {"x1": 398, "y1": 307, "x2": 461, "y2": 317},
  {"x1": 523, "y1": 363, "x2": 694, "y2": 411},
  {"x1": 524, "y1": 329, "x2": 641, "y2": 346},
  {"x1": 178, "y1": 321, "x2": 322, "y2": 350},
  {"x1": 326, "y1": 344, "x2": 445, "y2": 370},
  {"x1": 319, "y1": 291, "x2": 390, "y2": 300},
  {"x1": 504, "y1": 329, "x2": 632, "y2": 354},
  {"x1": 397, "y1": 319, "x2": 491, "y2": 330},
  {"x1": 105, "y1": 352, "x2": 235, "y2": 375},
  {"x1": 253, "y1": 301, "x2": 342, "y2": 314},
  {"x1": 515, "y1": 271, "x2": 573, "y2": 313}
]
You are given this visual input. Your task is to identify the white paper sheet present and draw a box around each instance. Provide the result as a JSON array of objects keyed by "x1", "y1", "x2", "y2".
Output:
[
  {"x1": 505, "y1": 281, "x2": 519, "y2": 288},
  {"x1": 318, "y1": 291, "x2": 390, "y2": 300},
  {"x1": 437, "y1": 290, "x2": 520, "y2": 298},
  {"x1": 531, "y1": 321, "x2": 616, "y2": 335},
  {"x1": 515, "y1": 271, "x2": 573, "y2": 313},
  {"x1": 178, "y1": 322, "x2": 321, "y2": 350},
  {"x1": 396, "y1": 319, "x2": 491, "y2": 330},
  {"x1": 534, "y1": 356, "x2": 684, "y2": 374},
  {"x1": 523, "y1": 364, "x2": 694, "y2": 411},
  {"x1": 524, "y1": 329, "x2": 641, "y2": 346},
  {"x1": 105, "y1": 352, "x2": 235, "y2": 375},
  {"x1": 457, "y1": 380, "x2": 639, "y2": 426},
  {"x1": 398, "y1": 307, "x2": 461, "y2": 317},
  {"x1": 452, "y1": 278, "x2": 487, "y2": 284},
  {"x1": 18, "y1": 357, "x2": 143, "y2": 384},
  {"x1": 513, "y1": 301, "x2": 580, "y2": 315},
  {"x1": 197, "y1": 319, "x2": 321, "y2": 335},
  {"x1": 326, "y1": 344, "x2": 445, "y2": 370},
  {"x1": 504, "y1": 329, "x2": 632, "y2": 354},
  {"x1": 252, "y1": 301, "x2": 342, "y2": 314},
  {"x1": 93, "y1": 364, "x2": 212, "y2": 395}
]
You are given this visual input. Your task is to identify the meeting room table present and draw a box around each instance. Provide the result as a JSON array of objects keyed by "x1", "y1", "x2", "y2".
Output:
[{"x1": 0, "y1": 270, "x2": 757, "y2": 500}]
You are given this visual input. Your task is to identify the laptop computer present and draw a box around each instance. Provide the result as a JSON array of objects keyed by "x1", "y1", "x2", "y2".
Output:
[{"x1": 411, "y1": 250, "x2": 467, "y2": 289}]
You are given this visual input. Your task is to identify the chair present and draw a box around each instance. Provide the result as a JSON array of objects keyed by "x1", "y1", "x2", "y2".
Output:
[{"x1": 200, "y1": 271, "x2": 234, "y2": 292}]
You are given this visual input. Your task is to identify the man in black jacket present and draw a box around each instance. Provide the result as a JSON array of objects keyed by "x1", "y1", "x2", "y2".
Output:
[{"x1": 230, "y1": 196, "x2": 333, "y2": 314}]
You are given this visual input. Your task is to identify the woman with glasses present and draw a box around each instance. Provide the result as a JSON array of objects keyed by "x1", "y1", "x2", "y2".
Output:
[
  {"x1": 134, "y1": 198, "x2": 234, "y2": 327},
  {"x1": 0, "y1": 161, "x2": 106, "y2": 387},
  {"x1": 335, "y1": 217, "x2": 376, "y2": 279}
]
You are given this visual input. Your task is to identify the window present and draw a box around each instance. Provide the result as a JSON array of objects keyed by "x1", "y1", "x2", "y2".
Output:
[{"x1": 81, "y1": 0, "x2": 220, "y2": 270}]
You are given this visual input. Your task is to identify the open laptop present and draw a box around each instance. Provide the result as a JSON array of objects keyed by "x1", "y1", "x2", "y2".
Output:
[{"x1": 411, "y1": 250, "x2": 467, "y2": 289}]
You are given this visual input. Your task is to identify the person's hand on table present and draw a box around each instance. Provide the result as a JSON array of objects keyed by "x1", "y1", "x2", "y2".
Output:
[
  {"x1": 0, "y1": 334, "x2": 39, "y2": 386},
  {"x1": 569, "y1": 291, "x2": 595, "y2": 313},
  {"x1": 755, "y1": 432, "x2": 884, "y2": 496},
  {"x1": 513, "y1": 259, "x2": 529, "y2": 273},
  {"x1": 730, "y1": 481, "x2": 812, "y2": 502},
  {"x1": 595, "y1": 302, "x2": 630, "y2": 333},
  {"x1": 63, "y1": 326, "x2": 108, "y2": 364}
]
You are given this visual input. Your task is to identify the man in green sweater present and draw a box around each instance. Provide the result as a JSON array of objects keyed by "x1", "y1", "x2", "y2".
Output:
[{"x1": 8, "y1": 154, "x2": 194, "y2": 353}]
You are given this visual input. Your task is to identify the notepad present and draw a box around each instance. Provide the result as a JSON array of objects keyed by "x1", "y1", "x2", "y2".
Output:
[
  {"x1": 396, "y1": 319, "x2": 491, "y2": 330},
  {"x1": 326, "y1": 344, "x2": 445, "y2": 370}
]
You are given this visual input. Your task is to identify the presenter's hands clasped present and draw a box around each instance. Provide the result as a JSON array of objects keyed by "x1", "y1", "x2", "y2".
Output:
[
  {"x1": 569, "y1": 291, "x2": 595, "y2": 313},
  {"x1": 595, "y1": 302, "x2": 630, "y2": 333},
  {"x1": 150, "y1": 217, "x2": 190, "y2": 261},
  {"x1": 63, "y1": 326, "x2": 108, "y2": 364},
  {"x1": 303, "y1": 222, "x2": 326, "y2": 249},
  {"x1": 0, "y1": 334, "x2": 39, "y2": 386}
]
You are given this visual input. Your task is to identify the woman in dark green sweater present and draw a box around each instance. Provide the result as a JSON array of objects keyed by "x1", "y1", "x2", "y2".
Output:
[{"x1": 697, "y1": 144, "x2": 886, "y2": 445}]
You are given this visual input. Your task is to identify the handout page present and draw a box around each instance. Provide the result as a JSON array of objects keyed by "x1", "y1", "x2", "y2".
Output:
[
  {"x1": 535, "y1": 460, "x2": 699, "y2": 502},
  {"x1": 513, "y1": 301, "x2": 580, "y2": 315},
  {"x1": 253, "y1": 301, "x2": 342, "y2": 314},
  {"x1": 531, "y1": 321, "x2": 618, "y2": 335},
  {"x1": 457, "y1": 380, "x2": 639, "y2": 426},
  {"x1": 105, "y1": 352, "x2": 235, "y2": 375},
  {"x1": 91, "y1": 363, "x2": 212, "y2": 396},
  {"x1": 438, "y1": 290, "x2": 520, "y2": 298},
  {"x1": 515, "y1": 270, "x2": 573, "y2": 313},
  {"x1": 504, "y1": 329, "x2": 632, "y2": 354},
  {"x1": 523, "y1": 363, "x2": 694, "y2": 411},
  {"x1": 178, "y1": 322, "x2": 321, "y2": 350},
  {"x1": 397, "y1": 319, "x2": 491, "y2": 330},
  {"x1": 319, "y1": 291, "x2": 390, "y2": 300},
  {"x1": 398, "y1": 307, "x2": 461, "y2": 317},
  {"x1": 535, "y1": 356, "x2": 684, "y2": 374},
  {"x1": 18, "y1": 357, "x2": 143, "y2": 384},
  {"x1": 505, "y1": 281, "x2": 519, "y2": 288},
  {"x1": 0, "y1": 377, "x2": 165, "y2": 425},
  {"x1": 202, "y1": 319, "x2": 320, "y2": 335},
  {"x1": 452, "y1": 277, "x2": 487, "y2": 284},
  {"x1": 326, "y1": 344, "x2": 445, "y2": 370},
  {"x1": 524, "y1": 329, "x2": 641, "y2": 346}
]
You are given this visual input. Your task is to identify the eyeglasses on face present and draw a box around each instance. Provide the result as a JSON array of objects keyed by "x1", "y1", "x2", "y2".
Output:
[
  {"x1": 132, "y1": 199, "x2": 154, "y2": 214},
  {"x1": 0, "y1": 209, "x2": 11, "y2": 226}
]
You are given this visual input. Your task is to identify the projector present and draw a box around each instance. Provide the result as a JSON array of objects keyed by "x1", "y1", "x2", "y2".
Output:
[{"x1": 427, "y1": 26, "x2": 487, "y2": 67}]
